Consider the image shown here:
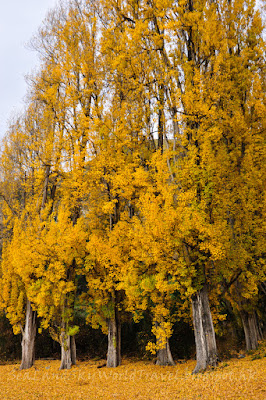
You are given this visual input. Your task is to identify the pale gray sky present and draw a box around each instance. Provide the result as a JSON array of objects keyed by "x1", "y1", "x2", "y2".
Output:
[{"x1": 0, "y1": 0, "x2": 59, "y2": 139}]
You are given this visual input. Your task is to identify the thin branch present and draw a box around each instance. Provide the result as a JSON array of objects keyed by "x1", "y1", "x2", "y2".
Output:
[{"x1": 0, "y1": 194, "x2": 19, "y2": 216}]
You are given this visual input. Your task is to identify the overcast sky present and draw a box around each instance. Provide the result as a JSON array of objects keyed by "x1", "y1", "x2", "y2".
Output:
[{"x1": 0, "y1": 0, "x2": 59, "y2": 140}]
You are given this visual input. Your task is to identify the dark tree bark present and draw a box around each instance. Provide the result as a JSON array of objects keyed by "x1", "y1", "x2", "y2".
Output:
[
  {"x1": 106, "y1": 308, "x2": 121, "y2": 368},
  {"x1": 191, "y1": 285, "x2": 218, "y2": 374},
  {"x1": 20, "y1": 299, "x2": 36, "y2": 370},
  {"x1": 70, "y1": 335, "x2": 77, "y2": 365},
  {"x1": 240, "y1": 310, "x2": 263, "y2": 351}
]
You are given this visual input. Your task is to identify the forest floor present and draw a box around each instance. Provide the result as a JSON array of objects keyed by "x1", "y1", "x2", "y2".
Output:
[{"x1": 0, "y1": 356, "x2": 265, "y2": 399}]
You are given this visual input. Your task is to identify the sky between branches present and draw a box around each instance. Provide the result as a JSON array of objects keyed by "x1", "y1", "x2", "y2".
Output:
[{"x1": 0, "y1": 0, "x2": 58, "y2": 140}]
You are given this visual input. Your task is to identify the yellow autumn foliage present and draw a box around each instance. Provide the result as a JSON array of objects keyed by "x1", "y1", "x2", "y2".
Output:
[{"x1": 0, "y1": 356, "x2": 265, "y2": 399}]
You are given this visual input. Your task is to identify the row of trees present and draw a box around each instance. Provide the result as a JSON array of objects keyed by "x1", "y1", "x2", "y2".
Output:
[{"x1": 0, "y1": 0, "x2": 265, "y2": 373}]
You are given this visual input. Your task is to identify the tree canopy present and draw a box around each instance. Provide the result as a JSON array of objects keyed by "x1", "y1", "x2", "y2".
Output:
[{"x1": 0, "y1": 0, "x2": 265, "y2": 372}]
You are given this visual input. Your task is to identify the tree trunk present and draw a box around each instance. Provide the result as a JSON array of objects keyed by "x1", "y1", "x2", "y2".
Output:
[
  {"x1": 106, "y1": 309, "x2": 121, "y2": 368},
  {"x1": 191, "y1": 285, "x2": 218, "y2": 374},
  {"x1": 240, "y1": 310, "x2": 263, "y2": 351},
  {"x1": 156, "y1": 337, "x2": 175, "y2": 366},
  {"x1": 20, "y1": 300, "x2": 36, "y2": 370},
  {"x1": 70, "y1": 335, "x2": 77, "y2": 365},
  {"x1": 60, "y1": 332, "x2": 72, "y2": 370}
]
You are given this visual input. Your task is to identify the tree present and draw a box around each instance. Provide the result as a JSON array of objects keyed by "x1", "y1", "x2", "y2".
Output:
[
  {"x1": 160, "y1": 0, "x2": 266, "y2": 372},
  {"x1": 0, "y1": 98, "x2": 59, "y2": 369},
  {"x1": 26, "y1": 0, "x2": 102, "y2": 368}
]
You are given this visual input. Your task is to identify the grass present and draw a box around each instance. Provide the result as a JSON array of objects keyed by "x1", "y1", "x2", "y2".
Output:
[{"x1": 0, "y1": 356, "x2": 265, "y2": 399}]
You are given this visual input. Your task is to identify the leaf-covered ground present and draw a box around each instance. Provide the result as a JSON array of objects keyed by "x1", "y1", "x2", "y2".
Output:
[{"x1": 0, "y1": 357, "x2": 265, "y2": 399}]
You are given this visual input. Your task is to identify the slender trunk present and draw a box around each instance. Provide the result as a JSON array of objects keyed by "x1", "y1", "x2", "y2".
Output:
[
  {"x1": 191, "y1": 285, "x2": 218, "y2": 374},
  {"x1": 60, "y1": 332, "x2": 72, "y2": 370},
  {"x1": 106, "y1": 308, "x2": 121, "y2": 368},
  {"x1": 41, "y1": 165, "x2": 50, "y2": 209},
  {"x1": 156, "y1": 338, "x2": 175, "y2": 366},
  {"x1": 240, "y1": 310, "x2": 262, "y2": 351},
  {"x1": 158, "y1": 84, "x2": 164, "y2": 152},
  {"x1": 20, "y1": 300, "x2": 36, "y2": 370},
  {"x1": 70, "y1": 335, "x2": 77, "y2": 365}
]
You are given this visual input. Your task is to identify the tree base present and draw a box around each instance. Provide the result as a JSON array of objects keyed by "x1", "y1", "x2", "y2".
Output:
[{"x1": 192, "y1": 285, "x2": 218, "y2": 374}]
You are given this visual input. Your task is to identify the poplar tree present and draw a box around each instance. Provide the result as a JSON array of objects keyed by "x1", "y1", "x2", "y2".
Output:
[{"x1": 0, "y1": 96, "x2": 59, "y2": 369}]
